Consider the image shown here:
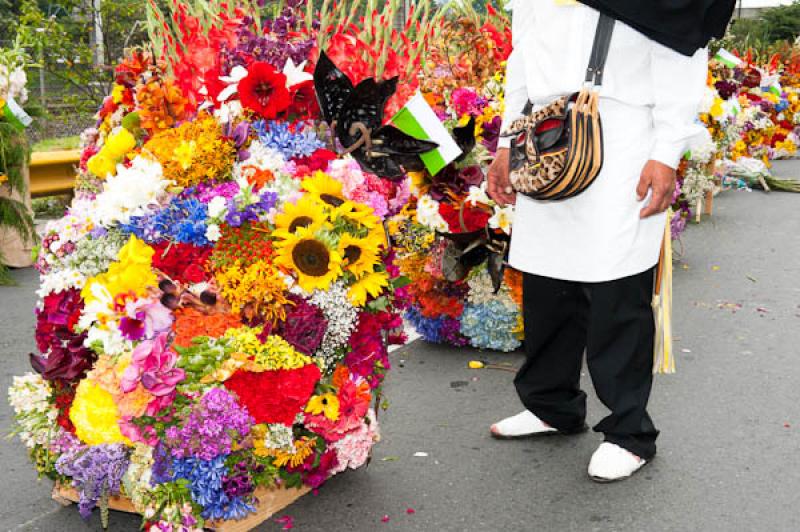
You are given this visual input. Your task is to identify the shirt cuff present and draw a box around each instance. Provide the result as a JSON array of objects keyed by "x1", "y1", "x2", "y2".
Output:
[
  {"x1": 650, "y1": 139, "x2": 688, "y2": 170},
  {"x1": 497, "y1": 136, "x2": 512, "y2": 149}
]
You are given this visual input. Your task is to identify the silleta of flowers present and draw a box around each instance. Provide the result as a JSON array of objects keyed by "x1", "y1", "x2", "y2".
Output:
[
  {"x1": 7, "y1": 0, "x2": 445, "y2": 527},
  {"x1": 392, "y1": 5, "x2": 524, "y2": 352}
]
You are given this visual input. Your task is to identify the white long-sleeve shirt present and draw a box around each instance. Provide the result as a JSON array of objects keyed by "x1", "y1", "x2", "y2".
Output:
[
  {"x1": 499, "y1": 0, "x2": 707, "y2": 170},
  {"x1": 502, "y1": 0, "x2": 709, "y2": 282}
]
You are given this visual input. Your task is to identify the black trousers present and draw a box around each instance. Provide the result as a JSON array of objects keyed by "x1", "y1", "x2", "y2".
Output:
[{"x1": 514, "y1": 268, "x2": 659, "y2": 459}]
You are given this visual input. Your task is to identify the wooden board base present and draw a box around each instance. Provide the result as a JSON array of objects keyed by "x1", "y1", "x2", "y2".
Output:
[{"x1": 53, "y1": 482, "x2": 310, "y2": 531}]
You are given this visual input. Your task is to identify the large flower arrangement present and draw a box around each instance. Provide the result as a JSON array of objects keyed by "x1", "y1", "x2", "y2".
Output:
[
  {"x1": 392, "y1": 7, "x2": 523, "y2": 352},
  {"x1": 8, "y1": 0, "x2": 443, "y2": 528}
]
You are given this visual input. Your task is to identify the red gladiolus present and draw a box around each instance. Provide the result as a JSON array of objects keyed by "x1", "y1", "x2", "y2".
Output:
[{"x1": 239, "y1": 62, "x2": 292, "y2": 119}]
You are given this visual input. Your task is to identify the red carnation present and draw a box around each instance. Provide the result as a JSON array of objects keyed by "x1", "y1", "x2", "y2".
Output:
[
  {"x1": 438, "y1": 202, "x2": 491, "y2": 233},
  {"x1": 224, "y1": 364, "x2": 321, "y2": 425},
  {"x1": 238, "y1": 62, "x2": 292, "y2": 119}
]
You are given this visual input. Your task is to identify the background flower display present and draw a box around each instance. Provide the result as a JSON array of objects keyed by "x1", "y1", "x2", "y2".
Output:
[
  {"x1": 8, "y1": 0, "x2": 441, "y2": 527},
  {"x1": 392, "y1": 5, "x2": 523, "y2": 353},
  {"x1": 0, "y1": 39, "x2": 38, "y2": 281}
]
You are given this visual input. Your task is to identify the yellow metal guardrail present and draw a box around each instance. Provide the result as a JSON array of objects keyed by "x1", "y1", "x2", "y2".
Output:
[{"x1": 29, "y1": 149, "x2": 81, "y2": 197}]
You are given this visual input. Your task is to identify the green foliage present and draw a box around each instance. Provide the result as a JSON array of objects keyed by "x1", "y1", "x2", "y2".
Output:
[{"x1": 724, "y1": 2, "x2": 800, "y2": 53}]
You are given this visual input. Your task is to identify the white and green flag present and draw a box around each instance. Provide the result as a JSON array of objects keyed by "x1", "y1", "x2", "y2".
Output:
[
  {"x1": 2, "y1": 96, "x2": 33, "y2": 130},
  {"x1": 714, "y1": 48, "x2": 743, "y2": 69},
  {"x1": 390, "y1": 91, "x2": 462, "y2": 176}
]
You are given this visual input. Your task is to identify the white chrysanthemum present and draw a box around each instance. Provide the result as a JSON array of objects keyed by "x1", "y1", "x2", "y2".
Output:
[
  {"x1": 207, "y1": 196, "x2": 228, "y2": 219},
  {"x1": 237, "y1": 139, "x2": 287, "y2": 174},
  {"x1": 205, "y1": 223, "x2": 222, "y2": 242},
  {"x1": 36, "y1": 268, "x2": 87, "y2": 299},
  {"x1": 94, "y1": 156, "x2": 172, "y2": 226},
  {"x1": 416, "y1": 194, "x2": 449, "y2": 232}
]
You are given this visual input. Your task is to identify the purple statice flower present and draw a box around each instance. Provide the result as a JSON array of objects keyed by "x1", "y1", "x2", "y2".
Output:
[
  {"x1": 50, "y1": 430, "x2": 82, "y2": 455},
  {"x1": 163, "y1": 388, "x2": 253, "y2": 461},
  {"x1": 55, "y1": 443, "x2": 130, "y2": 519},
  {"x1": 225, "y1": 205, "x2": 260, "y2": 227}
]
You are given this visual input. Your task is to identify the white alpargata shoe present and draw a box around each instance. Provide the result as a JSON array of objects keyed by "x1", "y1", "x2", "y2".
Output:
[
  {"x1": 588, "y1": 442, "x2": 647, "y2": 482},
  {"x1": 490, "y1": 410, "x2": 558, "y2": 439}
]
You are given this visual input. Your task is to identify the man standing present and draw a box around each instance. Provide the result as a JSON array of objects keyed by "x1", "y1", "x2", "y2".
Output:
[{"x1": 487, "y1": 0, "x2": 735, "y2": 482}]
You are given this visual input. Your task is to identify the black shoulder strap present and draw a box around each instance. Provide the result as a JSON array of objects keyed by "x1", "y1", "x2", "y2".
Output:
[{"x1": 584, "y1": 13, "x2": 615, "y2": 86}]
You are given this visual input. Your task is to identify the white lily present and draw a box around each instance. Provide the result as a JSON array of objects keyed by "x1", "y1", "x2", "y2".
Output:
[
  {"x1": 217, "y1": 65, "x2": 249, "y2": 102},
  {"x1": 283, "y1": 58, "x2": 313, "y2": 88},
  {"x1": 489, "y1": 205, "x2": 515, "y2": 235},
  {"x1": 466, "y1": 183, "x2": 491, "y2": 206}
]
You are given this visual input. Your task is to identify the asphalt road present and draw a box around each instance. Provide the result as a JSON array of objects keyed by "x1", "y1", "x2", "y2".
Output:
[{"x1": 1, "y1": 183, "x2": 799, "y2": 531}]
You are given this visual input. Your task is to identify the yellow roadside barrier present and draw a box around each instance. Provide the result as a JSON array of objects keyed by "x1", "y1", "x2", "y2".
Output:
[{"x1": 29, "y1": 149, "x2": 80, "y2": 197}]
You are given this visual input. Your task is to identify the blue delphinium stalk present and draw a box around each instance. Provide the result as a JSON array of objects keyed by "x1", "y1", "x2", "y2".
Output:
[
  {"x1": 122, "y1": 198, "x2": 210, "y2": 246},
  {"x1": 169, "y1": 455, "x2": 256, "y2": 521},
  {"x1": 405, "y1": 306, "x2": 468, "y2": 346}
]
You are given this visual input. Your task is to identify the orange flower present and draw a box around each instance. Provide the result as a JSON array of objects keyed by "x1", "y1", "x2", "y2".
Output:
[
  {"x1": 504, "y1": 268, "x2": 523, "y2": 306},
  {"x1": 136, "y1": 77, "x2": 191, "y2": 133},
  {"x1": 173, "y1": 308, "x2": 242, "y2": 347}
]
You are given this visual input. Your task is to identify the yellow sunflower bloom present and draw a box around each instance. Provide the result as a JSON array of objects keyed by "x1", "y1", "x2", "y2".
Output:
[
  {"x1": 273, "y1": 195, "x2": 329, "y2": 238},
  {"x1": 347, "y1": 270, "x2": 390, "y2": 306},
  {"x1": 306, "y1": 393, "x2": 340, "y2": 421},
  {"x1": 301, "y1": 171, "x2": 347, "y2": 207},
  {"x1": 273, "y1": 226, "x2": 343, "y2": 292},
  {"x1": 338, "y1": 232, "x2": 382, "y2": 278}
]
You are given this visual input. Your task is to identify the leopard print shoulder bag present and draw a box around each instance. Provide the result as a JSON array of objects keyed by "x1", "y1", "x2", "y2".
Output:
[{"x1": 501, "y1": 13, "x2": 615, "y2": 201}]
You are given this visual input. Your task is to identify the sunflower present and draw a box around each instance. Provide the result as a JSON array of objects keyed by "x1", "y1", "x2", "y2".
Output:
[
  {"x1": 347, "y1": 270, "x2": 390, "y2": 307},
  {"x1": 302, "y1": 171, "x2": 347, "y2": 207},
  {"x1": 274, "y1": 226, "x2": 343, "y2": 292},
  {"x1": 329, "y1": 200, "x2": 381, "y2": 229},
  {"x1": 273, "y1": 195, "x2": 329, "y2": 238},
  {"x1": 338, "y1": 233, "x2": 382, "y2": 277}
]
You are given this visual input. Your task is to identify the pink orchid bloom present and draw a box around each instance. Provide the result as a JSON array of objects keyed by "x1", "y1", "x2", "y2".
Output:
[
  {"x1": 121, "y1": 333, "x2": 185, "y2": 396},
  {"x1": 119, "y1": 298, "x2": 173, "y2": 341}
]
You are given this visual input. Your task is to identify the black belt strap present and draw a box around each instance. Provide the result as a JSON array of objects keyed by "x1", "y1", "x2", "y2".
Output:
[{"x1": 584, "y1": 13, "x2": 615, "y2": 86}]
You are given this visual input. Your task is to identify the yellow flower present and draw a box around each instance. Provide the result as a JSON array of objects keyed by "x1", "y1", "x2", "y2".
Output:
[
  {"x1": 306, "y1": 393, "x2": 340, "y2": 421},
  {"x1": 256, "y1": 436, "x2": 316, "y2": 467},
  {"x1": 214, "y1": 259, "x2": 292, "y2": 321},
  {"x1": 172, "y1": 140, "x2": 197, "y2": 170},
  {"x1": 301, "y1": 171, "x2": 347, "y2": 207},
  {"x1": 143, "y1": 113, "x2": 235, "y2": 188},
  {"x1": 273, "y1": 226, "x2": 343, "y2": 292},
  {"x1": 70, "y1": 379, "x2": 131, "y2": 446},
  {"x1": 87, "y1": 152, "x2": 117, "y2": 179},
  {"x1": 111, "y1": 83, "x2": 126, "y2": 104},
  {"x1": 105, "y1": 128, "x2": 137, "y2": 159},
  {"x1": 273, "y1": 195, "x2": 329, "y2": 238},
  {"x1": 82, "y1": 235, "x2": 156, "y2": 305},
  {"x1": 223, "y1": 326, "x2": 312, "y2": 371},
  {"x1": 347, "y1": 270, "x2": 390, "y2": 306},
  {"x1": 337, "y1": 232, "x2": 382, "y2": 278}
]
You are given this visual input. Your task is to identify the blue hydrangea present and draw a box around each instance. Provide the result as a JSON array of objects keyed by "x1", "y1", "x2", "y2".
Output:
[
  {"x1": 121, "y1": 198, "x2": 210, "y2": 246},
  {"x1": 405, "y1": 306, "x2": 468, "y2": 346},
  {"x1": 169, "y1": 455, "x2": 256, "y2": 521},
  {"x1": 253, "y1": 119, "x2": 324, "y2": 158},
  {"x1": 460, "y1": 299, "x2": 521, "y2": 352}
]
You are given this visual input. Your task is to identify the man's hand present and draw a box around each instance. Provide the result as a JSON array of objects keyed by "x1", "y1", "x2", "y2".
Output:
[
  {"x1": 637, "y1": 160, "x2": 676, "y2": 218},
  {"x1": 487, "y1": 148, "x2": 517, "y2": 206}
]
